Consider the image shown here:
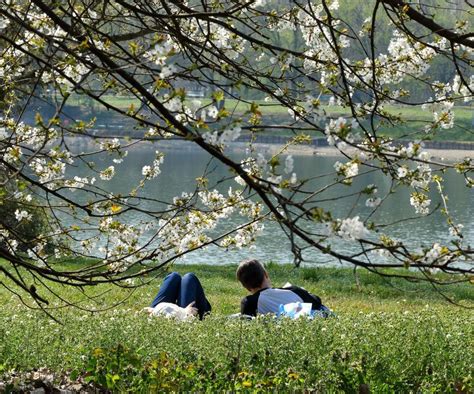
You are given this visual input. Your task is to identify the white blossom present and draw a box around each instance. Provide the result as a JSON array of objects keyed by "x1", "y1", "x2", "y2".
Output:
[
  {"x1": 15, "y1": 209, "x2": 32, "y2": 222},
  {"x1": 0, "y1": 17, "x2": 10, "y2": 30},
  {"x1": 449, "y1": 223, "x2": 464, "y2": 238},
  {"x1": 65, "y1": 176, "x2": 94, "y2": 191},
  {"x1": 410, "y1": 192, "x2": 431, "y2": 215},
  {"x1": 290, "y1": 173, "x2": 297, "y2": 184},
  {"x1": 144, "y1": 39, "x2": 176, "y2": 66},
  {"x1": 337, "y1": 216, "x2": 370, "y2": 241},
  {"x1": 4, "y1": 146, "x2": 22, "y2": 163},
  {"x1": 397, "y1": 167, "x2": 408, "y2": 179},
  {"x1": 284, "y1": 155, "x2": 294, "y2": 174},
  {"x1": 334, "y1": 160, "x2": 359, "y2": 180},
  {"x1": 203, "y1": 126, "x2": 241, "y2": 147},
  {"x1": 325, "y1": 117, "x2": 353, "y2": 147},
  {"x1": 365, "y1": 197, "x2": 381, "y2": 208},
  {"x1": 141, "y1": 151, "x2": 164, "y2": 180},
  {"x1": 99, "y1": 138, "x2": 121, "y2": 151},
  {"x1": 99, "y1": 166, "x2": 115, "y2": 181},
  {"x1": 207, "y1": 106, "x2": 218, "y2": 119},
  {"x1": 424, "y1": 243, "x2": 443, "y2": 264},
  {"x1": 203, "y1": 130, "x2": 219, "y2": 145},
  {"x1": 220, "y1": 126, "x2": 241, "y2": 145},
  {"x1": 410, "y1": 163, "x2": 432, "y2": 189},
  {"x1": 159, "y1": 64, "x2": 177, "y2": 79},
  {"x1": 164, "y1": 96, "x2": 182, "y2": 112},
  {"x1": 267, "y1": 175, "x2": 282, "y2": 193}
]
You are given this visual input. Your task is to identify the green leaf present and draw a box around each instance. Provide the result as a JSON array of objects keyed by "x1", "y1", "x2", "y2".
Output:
[
  {"x1": 212, "y1": 90, "x2": 224, "y2": 102},
  {"x1": 269, "y1": 156, "x2": 279, "y2": 169},
  {"x1": 69, "y1": 369, "x2": 79, "y2": 381}
]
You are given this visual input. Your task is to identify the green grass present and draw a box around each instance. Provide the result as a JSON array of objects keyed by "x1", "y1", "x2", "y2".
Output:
[{"x1": 1, "y1": 263, "x2": 473, "y2": 391}]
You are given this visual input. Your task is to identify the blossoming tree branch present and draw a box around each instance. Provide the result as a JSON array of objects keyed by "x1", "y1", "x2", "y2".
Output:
[{"x1": 0, "y1": 0, "x2": 472, "y2": 307}]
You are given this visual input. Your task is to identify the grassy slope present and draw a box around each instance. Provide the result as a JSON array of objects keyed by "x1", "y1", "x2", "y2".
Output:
[
  {"x1": 0, "y1": 262, "x2": 473, "y2": 391},
  {"x1": 178, "y1": 263, "x2": 474, "y2": 314}
]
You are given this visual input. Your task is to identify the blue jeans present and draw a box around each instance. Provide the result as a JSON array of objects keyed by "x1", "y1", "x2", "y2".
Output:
[{"x1": 151, "y1": 272, "x2": 212, "y2": 319}]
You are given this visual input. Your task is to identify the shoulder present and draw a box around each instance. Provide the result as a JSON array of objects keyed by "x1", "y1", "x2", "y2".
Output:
[
  {"x1": 283, "y1": 285, "x2": 311, "y2": 296},
  {"x1": 285, "y1": 285, "x2": 306, "y2": 292},
  {"x1": 284, "y1": 286, "x2": 322, "y2": 309}
]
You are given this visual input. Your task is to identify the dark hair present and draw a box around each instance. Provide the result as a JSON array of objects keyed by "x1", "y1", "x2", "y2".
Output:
[{"x1": 236, "y1": 259, "x2": 266, "y2": 290}]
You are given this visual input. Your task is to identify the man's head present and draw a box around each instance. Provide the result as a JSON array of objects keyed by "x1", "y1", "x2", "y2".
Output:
[{"x1": 236, "y1": 259, "x2": 270, "y2": 293}]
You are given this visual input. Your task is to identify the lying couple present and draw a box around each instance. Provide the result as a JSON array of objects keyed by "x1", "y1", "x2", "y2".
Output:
[{"x1": 144, "y1": 259, "x2": 330, "y2": 320}]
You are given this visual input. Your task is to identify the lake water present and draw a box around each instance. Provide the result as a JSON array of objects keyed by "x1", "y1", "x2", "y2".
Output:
[{"x1": 65, "y1": 140, "x2": 473, "y2": 266}]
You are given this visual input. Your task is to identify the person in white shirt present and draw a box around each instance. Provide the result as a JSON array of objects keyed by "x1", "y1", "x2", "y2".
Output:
[{"x1": 144, "y1": 272, "x2": 211, "y2": 320}]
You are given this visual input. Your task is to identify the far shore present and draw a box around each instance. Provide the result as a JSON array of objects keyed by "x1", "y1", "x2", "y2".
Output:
[
  {"x1": 148, "y1": 139, "x2": 474, "y2": 161},
  {"x1": 70, "y1": 135, "x2": 474, "y2": 161},
  {"x1": 263, "y1": 143, "x2": 474, "y2": 161},
  {"x1": 223, "y1": 141, "x2": 474, "y2": 161}
]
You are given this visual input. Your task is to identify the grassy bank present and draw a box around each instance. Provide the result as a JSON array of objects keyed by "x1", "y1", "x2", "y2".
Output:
[
  {"x1": 1, "y1": 263, "x2": 473, "y2": 392},
  {"x1": 64, "y1": 94, "x2": 474, "y2": 142}
]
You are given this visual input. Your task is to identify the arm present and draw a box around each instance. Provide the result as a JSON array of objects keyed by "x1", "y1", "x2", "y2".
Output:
[
  {"x1": 240, "y1": 295, "x2": 258, "y2": 317},
  {"x1": 184, "y1": 301, "x2": 198, "y2": 317}
]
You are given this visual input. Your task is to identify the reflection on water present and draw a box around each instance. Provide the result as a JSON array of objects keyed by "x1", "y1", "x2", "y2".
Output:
[{"x1": 65, "y1": 141, "x2": 474, "y2": 265}]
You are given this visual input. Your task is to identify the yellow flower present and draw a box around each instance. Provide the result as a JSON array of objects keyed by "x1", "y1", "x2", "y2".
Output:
[{"x1": 93, "y1": 347, "x2": 103, "y2": 357}]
